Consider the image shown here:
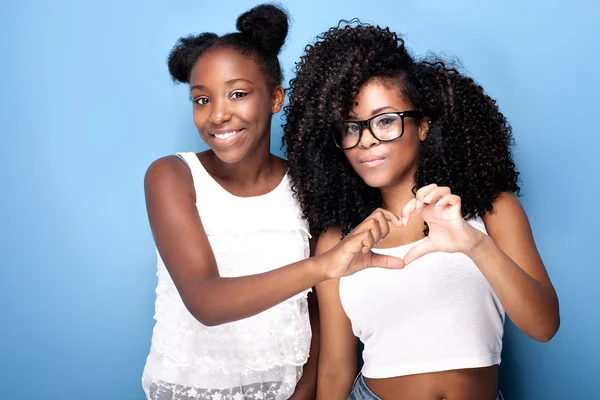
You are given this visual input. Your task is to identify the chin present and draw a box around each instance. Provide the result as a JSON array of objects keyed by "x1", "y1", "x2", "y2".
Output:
[
  {"x1": 211, "y1": 148, "x2": 248, "y2": 164},
  {"x1": 357, "y1": 171, "x2": 395, "y2": 189}
]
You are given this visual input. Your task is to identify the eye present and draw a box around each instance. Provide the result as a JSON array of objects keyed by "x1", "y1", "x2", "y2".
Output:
[
  {"x1": 231, "y1": 91, "x2": 248, "y2": 99},
  {"x1": 342, "y1": 123, "x2": 360, "y2": 136},
  {"x1": 194, "y1": 97, "x2": 209, "y2": 105},
  {"x1": 375, "y1": 114, "x2": 401, "y2": 129},
  {"x1": 377, "y1": 117, "x2": 394, "y2": 127}
]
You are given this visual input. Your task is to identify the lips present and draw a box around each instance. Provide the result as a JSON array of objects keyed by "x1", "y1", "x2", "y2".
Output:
[{"x1": 359, "y1": 155, "x2": 386, "y2": 168}]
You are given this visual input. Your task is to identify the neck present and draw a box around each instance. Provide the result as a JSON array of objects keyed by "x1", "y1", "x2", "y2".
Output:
[
  {"x1": 380, "y1": 179, "x2": 417, "y2": 215},
  {"x1": 379, "y1": 163, "x2": 419, "y2": 214}
]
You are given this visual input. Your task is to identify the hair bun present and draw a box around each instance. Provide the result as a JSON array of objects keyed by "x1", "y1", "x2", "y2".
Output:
[{"x1": 236, "y1": 4, "x2": 289, "y2": 55}]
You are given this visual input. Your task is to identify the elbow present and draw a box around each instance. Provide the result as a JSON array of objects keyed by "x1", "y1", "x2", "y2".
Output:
[
  {"x1": 193, "y1": 314, "x2": 221, "y2": 327},
  {"x1": 189, "y1": 307, "x2": 227, "y2": 327},
  {"x1": 536, "y1": 318, "x2": 560, "y2": 343},
  {"x1": 530, "y1": 289, "x2": 561, "y2": 343},
  {"x1": 183, "y1": 299, "x2": 226, "y2": 327},
  {"x1": 179, "y1": 281, "x2": 228, "y2": 327},
  {"x1": 534, "y1": 330, "x2": 557, "y2": 343},
  {"x1": 531, "y1": 311, "x2": 561, "y2": 343}
]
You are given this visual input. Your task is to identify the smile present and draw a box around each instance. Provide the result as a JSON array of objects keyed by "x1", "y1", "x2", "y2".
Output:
[{"x1": 211, "y1": 128, "x2": 245, "y2": 143}]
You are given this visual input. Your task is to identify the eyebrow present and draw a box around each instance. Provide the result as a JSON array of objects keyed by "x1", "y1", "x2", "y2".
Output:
[
  {"x1": 348, "y1": 106, "x2": 397, "y2": 119},
  {"x1": 190, "y1": 78, "x2": 254, "y2": 92}
]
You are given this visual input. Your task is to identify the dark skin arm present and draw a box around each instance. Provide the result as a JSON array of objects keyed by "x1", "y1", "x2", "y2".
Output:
[
  {"x1": 403, "y1": 186, "x2": 560, "y2": 342},
  {"x1": 289, "y1": 290, "x2": 320, "y2": 400},
  {"x1": 314, "y1": 229, "x2": 359, "y2": 400},
  {"x1": 145, "y1": 156, "x2": 326, "y2": 326},
  {"x1": 476, "y1": 192, "x2": 560, "y2": 341},
  {"x1": 145, "y1": 156, "x2": 404, "y2": 327},
  {"x1": 290, "y1": 236, "x2": 320, "y2": 399}
]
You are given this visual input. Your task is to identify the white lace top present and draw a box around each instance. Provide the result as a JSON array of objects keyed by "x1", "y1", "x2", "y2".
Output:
[{"x1": 142, "y1": 152, "x2": 312, "y2": 400}]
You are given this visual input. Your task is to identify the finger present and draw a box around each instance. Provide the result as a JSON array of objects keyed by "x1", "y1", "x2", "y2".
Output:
[
  {"x1": 422, "y1": 186, "x2": 451, "y2": 205},
  {"x1": 366, "y1": 217, "x2": 383, "y2": 244},
  {"x1": 371, "y1": 210, "x2": 391, "y2": 240},
  {"x1": 354, "y1": 209, "x2": 402, "y2": 234},
  {"x1": 415, "y1": 184, "x2": 438, "y2": 203},
  {"x1": 353, "y1": 216, "x2": 380, "y2": 238},
  {"x1": 367, "y1": 252, "x2": 405, "y2": 269},
  {"x1": 374, "y1": 208, "x2": 403, "y2": 228},
  {"x1": 401, "y1": 198, "x2": 418, "y2": 225},
  {"x1": 360, "y1": 231, "x2": 376, "y2": 254},
  {"x1": 436, "y1": 193, "x2": 461, "y2": 208},
  {"x1": 403, "y1": 239, "x2": 436, "y2": 265}
]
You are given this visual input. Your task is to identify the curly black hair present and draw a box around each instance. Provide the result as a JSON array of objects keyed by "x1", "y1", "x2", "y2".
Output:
[
  {"x1": 167, "y1": 3, "x2": 289, "y2": 89},
  {"x1": 283, "y1": 22, "x2": 520, "y2": 237}
]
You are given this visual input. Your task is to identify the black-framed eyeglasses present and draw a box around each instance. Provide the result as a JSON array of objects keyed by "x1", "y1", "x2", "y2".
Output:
[{"x1": 333, "y1": 110, "x2": 424, "y2": 150}]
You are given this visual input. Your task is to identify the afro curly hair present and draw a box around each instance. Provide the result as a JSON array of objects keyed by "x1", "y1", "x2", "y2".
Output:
[{"x1": 283, "y1": 22, "x2": 520, "y2": 237}]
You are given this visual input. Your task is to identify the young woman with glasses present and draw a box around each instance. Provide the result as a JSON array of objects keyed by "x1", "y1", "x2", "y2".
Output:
[{"x1": 283, "y1": 23, "x2": 560, "y2": 400}]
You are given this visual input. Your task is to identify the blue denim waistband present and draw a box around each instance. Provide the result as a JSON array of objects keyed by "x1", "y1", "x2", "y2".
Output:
[{"x1": 347, "y1": 373, "x2": 504, "y2": 400}]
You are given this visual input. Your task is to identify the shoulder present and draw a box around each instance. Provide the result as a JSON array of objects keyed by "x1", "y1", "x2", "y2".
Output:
[
  {"x1": 485, "y1": 192, "x2": 527, "y2": 220},
  {"x1": 145, "y1": 154, "x2": 189, "y2": 181},
  {"x1": 144, "y1": 155, "x2": 195, "y2": 198},
  {"x1": 482, "y1": 191, "x2": 531, "y2": 239}
]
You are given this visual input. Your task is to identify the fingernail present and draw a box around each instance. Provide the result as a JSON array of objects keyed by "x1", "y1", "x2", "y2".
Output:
[
  {"x1": 424, "y1": 195, "x2": 431, "y2": 203},
  {"x1": 401, "y1": 217, "x2": 407, "y2": 226},
  {"x1": 416, "y1": 200, "x2": 422, "y2": 208}
]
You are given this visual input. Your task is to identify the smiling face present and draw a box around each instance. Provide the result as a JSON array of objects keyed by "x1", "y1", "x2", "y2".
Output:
[
  {"x1": 189, "y1": 46, "x2": 284, "y2": 164},
  {"x1": 343, "y1": 77, "x2": 429, "y2": 189}
]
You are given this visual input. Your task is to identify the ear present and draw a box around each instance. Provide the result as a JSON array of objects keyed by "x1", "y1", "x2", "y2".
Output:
[
  {"x1": 418, "y1": 118, "x2": 431, "y2": 141},
  {"x1": 271, "y1": 85, "x2": 285, "y2": 114}
]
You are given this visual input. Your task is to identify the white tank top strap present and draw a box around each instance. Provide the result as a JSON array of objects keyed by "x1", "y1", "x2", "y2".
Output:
[{"x1": 175, "y1": 152, "x2": 208, "y2": 199}]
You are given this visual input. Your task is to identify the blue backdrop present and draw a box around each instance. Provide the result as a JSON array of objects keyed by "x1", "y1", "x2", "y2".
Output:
[{"x1": 1, "y1": 1, "x2": 598, "y2": 399}]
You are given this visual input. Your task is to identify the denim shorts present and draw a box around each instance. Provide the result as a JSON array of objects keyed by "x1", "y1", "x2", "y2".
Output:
[{"x1": 347, "y1": 373, "x2": 504, "y2": 400}]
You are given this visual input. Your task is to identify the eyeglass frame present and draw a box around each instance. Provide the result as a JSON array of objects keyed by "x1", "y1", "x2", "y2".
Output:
[{"x1": 333, "y1": 110, "x2": 425, "y2": 150}]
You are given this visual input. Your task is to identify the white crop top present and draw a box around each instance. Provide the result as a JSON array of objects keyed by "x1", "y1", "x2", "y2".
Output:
[{"x1": 339, "y1": 217, "x2": 505, "y2": 379}]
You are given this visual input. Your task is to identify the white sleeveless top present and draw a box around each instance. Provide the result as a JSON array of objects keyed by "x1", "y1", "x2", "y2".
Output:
[
  {"x1": 339, "y1": 217, "x2": 505, "y2": 379},
  {"x1": 142, "y1": 152, "x2": 312, "y2": 400}
]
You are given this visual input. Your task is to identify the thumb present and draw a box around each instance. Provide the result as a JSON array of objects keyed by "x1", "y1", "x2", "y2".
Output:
[
  {"x1": 403, "y1": 239, "x2": 436, "y2": 265},
  {"x1": 367, "y1": 252, "x2": 405, "y2": 270}
]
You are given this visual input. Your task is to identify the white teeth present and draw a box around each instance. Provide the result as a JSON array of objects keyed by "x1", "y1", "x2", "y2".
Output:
[{"x1": 214, "y1": 130, "x2": 240, "y2": 139}]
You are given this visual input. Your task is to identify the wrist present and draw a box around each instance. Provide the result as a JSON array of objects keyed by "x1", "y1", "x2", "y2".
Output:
[
  {"x1": 463, "y1": 232, "x2": 494, "y2": 263},
  {"x1": 307, "y1": 253, "x2": 333, "y2": 282}
]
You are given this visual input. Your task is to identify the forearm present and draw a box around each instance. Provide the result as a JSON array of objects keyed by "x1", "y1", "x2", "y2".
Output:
[
  {"x1": 466, "y1": 235, "x2": 560, "y2": 341},
  {"x1": 316, "y1": 372, "x2": 356, "y2": 400},
  {"x1": 185, "y1": 256, "x2": 326, "y2": 326}
]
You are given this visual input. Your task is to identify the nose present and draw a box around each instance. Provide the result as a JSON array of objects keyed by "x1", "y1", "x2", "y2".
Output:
[
  {"x1": 358, "y1": 125, "x2": 380, "y2": 149},
  {"x1": 208, "y1": 98, "x2": 232, "y2": 125}
]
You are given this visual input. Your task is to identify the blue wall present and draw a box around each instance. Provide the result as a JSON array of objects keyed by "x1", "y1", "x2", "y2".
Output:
[{"x1": 1, "y1": 1, "x2": 598, "y2": 399}]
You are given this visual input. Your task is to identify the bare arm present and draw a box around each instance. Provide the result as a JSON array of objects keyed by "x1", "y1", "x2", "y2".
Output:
[
  {"x1": 289, "y1": 290, "x2": 320, "y2": 400},
  {"x1": 470, "y1": 192, "x2": 560, "y2": 342},
  {"x1": 403, "y1": 186, "x2": 560, "y2": 343},
  {"x1": 145, "y1": 156, "x2": 403, "y2": 326},
  {"x1": 315, "y1": 229, "x2": 359, "y2": 400},
  {"x1": 145, "y1": 156, "x2": 326, "y2": 326}
]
